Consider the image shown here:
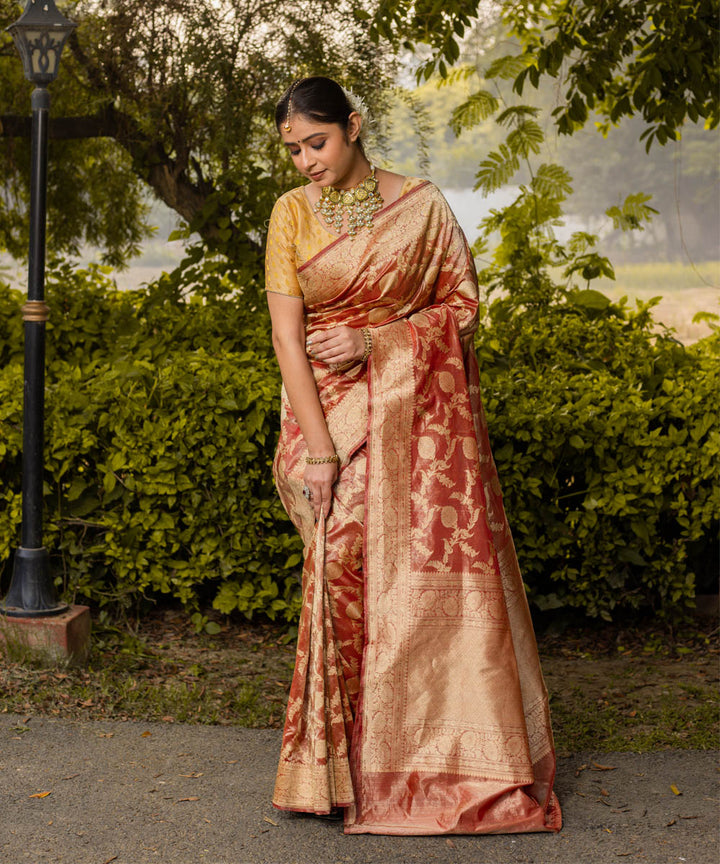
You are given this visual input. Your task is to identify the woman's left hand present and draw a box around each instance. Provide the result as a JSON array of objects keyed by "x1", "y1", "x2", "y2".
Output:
[{"x1": 307, "y1": 326, "x2": 364, "y2": 366}]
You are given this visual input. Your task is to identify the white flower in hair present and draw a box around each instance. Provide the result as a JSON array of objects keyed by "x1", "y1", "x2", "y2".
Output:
[{"x1": 342, "y1": 86, "x2": 376, "y2": 143}]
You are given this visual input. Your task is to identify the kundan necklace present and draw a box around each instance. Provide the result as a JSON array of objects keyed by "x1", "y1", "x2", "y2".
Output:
[{"x1": 314, "y1": 166, "x2": 383, "y2": 236}]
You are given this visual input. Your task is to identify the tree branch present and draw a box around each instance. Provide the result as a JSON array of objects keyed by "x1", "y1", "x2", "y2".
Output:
[{"x1": 0, "y1": 105, "x2": 256, "y2": 254}]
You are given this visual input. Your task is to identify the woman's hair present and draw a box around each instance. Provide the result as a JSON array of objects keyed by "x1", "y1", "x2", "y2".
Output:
[{"x1": 275, "y1": 76, "x2": 359, "y2": 135}]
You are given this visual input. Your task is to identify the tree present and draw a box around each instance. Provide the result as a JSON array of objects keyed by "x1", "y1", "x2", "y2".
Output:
[
  {"x1": 372, "y1": 0, "x2": 720, "y2": 147},
  {"x1": 558, "y1": 117, "x2": 719, "y2": 262},
  {"x1": 0, "y1": 0, "x2": 394, "y2": 266}
]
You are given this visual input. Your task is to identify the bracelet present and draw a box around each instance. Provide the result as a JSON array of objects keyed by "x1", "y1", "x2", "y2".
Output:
[
  {"x1": 305, "y1": 453, "x2": 340, "y2": 465},
  {"x1": 360, "y1": 327, "x2": 372, "y2": 363}
]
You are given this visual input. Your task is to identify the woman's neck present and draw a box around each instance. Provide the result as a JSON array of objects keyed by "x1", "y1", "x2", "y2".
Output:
[{"x1": 332, "y1": 157, "x2": 372, "y2": 190}]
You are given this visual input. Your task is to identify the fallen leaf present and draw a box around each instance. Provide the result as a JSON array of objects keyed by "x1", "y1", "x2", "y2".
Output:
[
  {"x1": 62, "y1": 773, "x2": 80, "y2": 781},
  {"x1": 141, "y1": 731, "x2": 152, "y2": 738},
  {"x1": 670, "y1": 784, "x2": 682, "y2": 796},
  {"x1": 29, "y1": 791, "x2": 52, "y2": 799},
  {"x1": 264, "y1": 816, "x2": 279, "y2": 826},
  {"x1": 666, "y1": 818, "x2": 677, "y2": 827},
  {"x1": 179, "y1": 772, "x2": 204, "y2": 778},
  {"x1": 161, "y1": 716, "x2": 174, "y2": 723},
  {"x1": 592, "y1": 762, "x2": 617, "y2": 771},
  {"x1": 575, "y1": 763, "x2": 588, "y2": 777},
  {"x1": 446, "y1": 839, "x2": 456, "y2": 848},
  {"x1": 680, "y1": 815, "x2": 700, "y2": 820},
  {"x1": 601, "y1": 788, "x2": 610, "y2": 797},
  {"x1": 176, "y1": 797, "x2": 199, "y2": 802},
  {"x1": 101, "y1": 857, "x2": 118, "y2": 864},
  {"x1": 97, "y1": 732, "x2": 114, "y2": 738}
]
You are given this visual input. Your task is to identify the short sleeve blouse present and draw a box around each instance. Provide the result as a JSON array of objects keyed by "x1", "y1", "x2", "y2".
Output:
[{"x1": 264, "y1": 178, "x2": 422, "y2": 297}]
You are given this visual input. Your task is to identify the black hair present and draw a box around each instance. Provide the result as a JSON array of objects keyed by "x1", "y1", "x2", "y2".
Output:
[{"x1": 275, "y1": 76, "x2": 356, "y2": 132}]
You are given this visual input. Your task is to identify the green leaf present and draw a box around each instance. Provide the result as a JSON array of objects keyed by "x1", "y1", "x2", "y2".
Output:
[
  {"x1": 450, "y1": 91, "x2": 499, "y2": 136},
  {"x1": 474, "y1": 144, "x2": 520, "y2": 192},
  {"x1": 531, "y1": 163, "x2": 573, "y2": 199},
  {"x1": 506, "y1": 119, "x2": 544, "y2": 157},
  {"x1": 606, "y1": 193, "x2": 658, "y2": 232},
  {"x1": 485, "y1": 54, "x2": 532, "y2": 81},
  {"x1": 496, "y1": 105, "x2": 541, "y2": 127}
]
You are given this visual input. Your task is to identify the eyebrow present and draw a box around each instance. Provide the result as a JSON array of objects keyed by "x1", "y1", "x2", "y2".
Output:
[{"x1": 284, "y1": 133, "x2": 326, "y2": 147}]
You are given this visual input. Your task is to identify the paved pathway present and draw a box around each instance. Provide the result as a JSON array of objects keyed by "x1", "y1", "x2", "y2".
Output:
[{"x1": 0, "y1": 715, "x2": 717, "y2": 864}]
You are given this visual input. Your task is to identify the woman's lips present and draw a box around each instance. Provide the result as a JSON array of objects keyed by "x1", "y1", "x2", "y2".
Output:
[{"x1": 310, "y1": 170, "x2": 326, "y2": 181}]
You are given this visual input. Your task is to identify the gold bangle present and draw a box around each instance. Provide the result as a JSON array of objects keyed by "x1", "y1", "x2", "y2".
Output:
[
  {"x1": 305, "y1": 453, "x2": 340, "y2": 465},
  {"x1": 360, "y1": 327, "x2": 372, "y2": 363}
]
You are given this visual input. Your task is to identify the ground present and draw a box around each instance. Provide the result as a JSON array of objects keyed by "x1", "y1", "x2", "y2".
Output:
[{"x1": 0, "y1": 610, "x2": 717, "y2": 756}]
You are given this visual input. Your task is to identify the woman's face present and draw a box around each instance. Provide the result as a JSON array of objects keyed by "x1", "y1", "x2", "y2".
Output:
[{"x1": 279, "y1": 112, "x2": 365, "y2": 189}]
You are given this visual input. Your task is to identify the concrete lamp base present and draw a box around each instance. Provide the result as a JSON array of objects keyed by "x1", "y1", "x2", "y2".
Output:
[{"x1": 0, "y1": 604, "x2": 91, "y2": 666}]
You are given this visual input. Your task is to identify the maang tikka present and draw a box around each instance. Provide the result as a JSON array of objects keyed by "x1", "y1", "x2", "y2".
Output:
[{"x1": 283, "y1": 80, "x2": 300, "y2": 132}]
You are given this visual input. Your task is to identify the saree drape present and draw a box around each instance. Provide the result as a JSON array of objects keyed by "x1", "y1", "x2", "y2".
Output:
[{"x1": 271, "y1": 181, "x2": 561, "y2": 835}]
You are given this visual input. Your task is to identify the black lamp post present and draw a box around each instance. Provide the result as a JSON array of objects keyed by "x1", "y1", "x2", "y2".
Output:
[{"x1": 1, "y1": 0, "x2": 76, "y2": 618}]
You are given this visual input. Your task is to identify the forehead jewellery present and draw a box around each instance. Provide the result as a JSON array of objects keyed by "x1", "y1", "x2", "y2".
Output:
[
  {"x1": 314, "y1": 166, "x2": 383, "y2": 237},
  {"x1": 283, "y1": 80, "x2": 301, "y2": 132}
]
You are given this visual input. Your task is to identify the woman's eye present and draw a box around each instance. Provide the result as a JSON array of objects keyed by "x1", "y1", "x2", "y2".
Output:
[
  {"x1": 289, "y1": 149, "x2": 300, "y2": 157},
  {"x1": 312, "y1": 141, "x2": 326, "y2": 151}
]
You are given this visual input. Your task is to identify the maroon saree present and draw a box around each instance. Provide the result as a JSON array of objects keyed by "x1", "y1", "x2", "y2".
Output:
[{"x1": 270, "y1": 181, "x2": 561, "y2": 834}]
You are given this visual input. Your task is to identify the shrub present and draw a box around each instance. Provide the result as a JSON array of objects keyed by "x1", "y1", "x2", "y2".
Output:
[
  {"x1": 478, "y1": 312, "x2": 718, "y2": 620},
  {"x1": 473, "y1": 167, "x2": 719, "y2": 621},
  {"x1": 0, "y1": 265, "x2": 303, "y2": 620},
  {"x1": 1, "y1": 252, "x2": 717, "y2": 624}
]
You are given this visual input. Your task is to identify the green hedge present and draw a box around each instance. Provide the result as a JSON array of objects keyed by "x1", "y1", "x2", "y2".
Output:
[
  {"x1": 476, "y1": 292, "x2": 719, "y2": 621},
  {"x1": 1, "y1": 264, "x2": 717, "y2": 622},
  {"x1": 0, "y1": 263, "x2": 303, "y2": 621}
]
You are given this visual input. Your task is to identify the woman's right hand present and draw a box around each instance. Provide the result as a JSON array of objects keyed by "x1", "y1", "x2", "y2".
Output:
[
  {"x1": 303, "y1": 460, "x2": 338, "y2": 521},
  {"x1": 307, "y1": 325, "x2": 365, "y2": 366}
]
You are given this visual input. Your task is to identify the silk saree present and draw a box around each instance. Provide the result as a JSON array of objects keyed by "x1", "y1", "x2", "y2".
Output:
[{"x1": 267, "y1": 180, "x2": 561, "y2": 835}]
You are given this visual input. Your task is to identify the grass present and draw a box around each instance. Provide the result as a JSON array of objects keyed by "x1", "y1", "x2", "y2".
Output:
[
  {"x1": 604, "y1": 259, "x2": 720, "y2": 294},
  {"x1": 0, "y1": 613, "x2": 296, "y2": 728},
  {"x1": 540, "y1": 623, "x2": 719, "y2": 754},
  {"x1": 1, "y1": 612, "x2": 717, "y2": 754},
  {"x1": 549, "y1": 674, "x2": 719, "y2": 754}
]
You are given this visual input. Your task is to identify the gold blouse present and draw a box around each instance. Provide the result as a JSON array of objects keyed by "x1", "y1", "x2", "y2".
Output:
[{"x1": 265, "y1": 177, "x2": 423, "y2": 298}]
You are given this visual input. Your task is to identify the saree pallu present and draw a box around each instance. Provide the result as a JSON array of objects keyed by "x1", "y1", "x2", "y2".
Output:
[{"x1": 272, "y1": 181, "x2": 561, "y2": 835}]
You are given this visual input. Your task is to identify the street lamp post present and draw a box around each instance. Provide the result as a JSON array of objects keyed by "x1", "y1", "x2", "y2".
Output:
[{"x1": 1, "y1": 0, "x2": 76, "y2": 618}]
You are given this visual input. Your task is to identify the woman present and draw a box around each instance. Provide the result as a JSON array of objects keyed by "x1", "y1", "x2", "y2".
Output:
[{"x1": 265, "y1": 76, "x2": 561, "y2": 835}]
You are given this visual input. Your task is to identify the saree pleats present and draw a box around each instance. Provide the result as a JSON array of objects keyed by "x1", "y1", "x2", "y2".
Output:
[
  {"x1": 271, "y1": 181, "x2": 561, "y2": 834},
  {"x1": 273, "y1": 447, "x2": 366, "y2": 814}
]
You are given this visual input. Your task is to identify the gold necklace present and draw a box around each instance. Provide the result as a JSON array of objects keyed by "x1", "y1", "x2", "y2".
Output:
[{"x1": 313, "y1": 166, "x2": 384, "y2": 236}]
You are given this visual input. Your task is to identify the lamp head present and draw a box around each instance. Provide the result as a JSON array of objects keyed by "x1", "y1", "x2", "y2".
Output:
[{"x1": 7, "y1": 0, "x2": 76, "y2": 85}]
